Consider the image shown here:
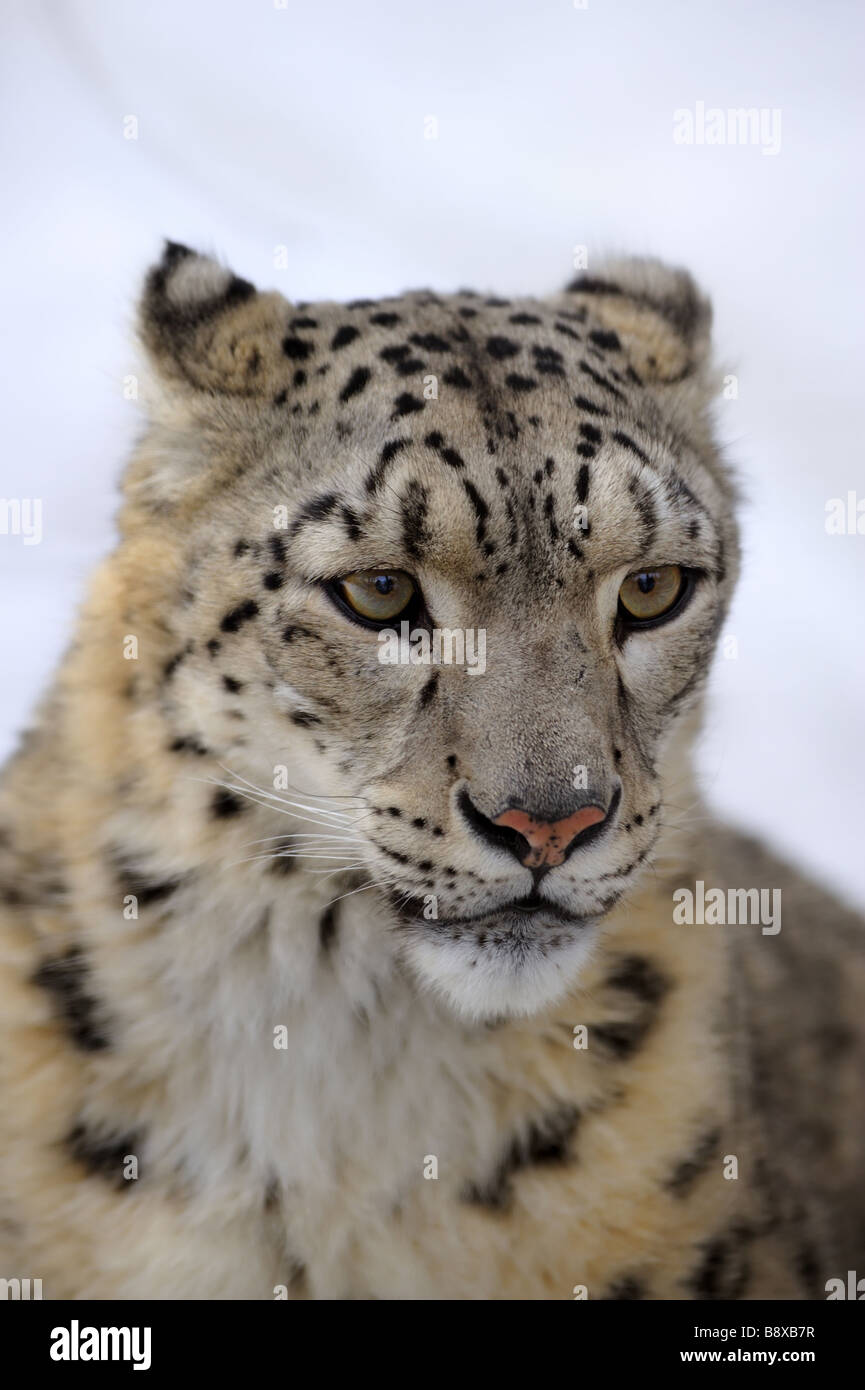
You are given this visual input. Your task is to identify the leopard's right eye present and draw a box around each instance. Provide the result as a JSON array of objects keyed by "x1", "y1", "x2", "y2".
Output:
[{"x1": 329, "y1": 569, "x2": 418, "y2": 626}]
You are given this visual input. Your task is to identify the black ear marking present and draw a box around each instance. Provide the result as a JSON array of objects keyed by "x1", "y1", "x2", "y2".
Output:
[{"x1": 141, "y1": 241, "x2": 256, "y2": 355}]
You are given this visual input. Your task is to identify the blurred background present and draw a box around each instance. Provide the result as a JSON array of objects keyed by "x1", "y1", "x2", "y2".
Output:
[{"x1": 1, "y1": 0, "x2": 862, "y2": 905}]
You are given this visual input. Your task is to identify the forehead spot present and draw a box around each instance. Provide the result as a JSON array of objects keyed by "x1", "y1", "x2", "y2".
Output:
[
  {"x1": 282, "y1": 335, "x2": 314, "y2": 361},
  {"x1": 331, "y1": 325, "x2": 360, "y2": 350},
  {"x1": 339, "y1": 366, "x2": 372, "y2": 402},
  {"x1": 486, "y1": 336, "x2": 520, "y2": 359}
]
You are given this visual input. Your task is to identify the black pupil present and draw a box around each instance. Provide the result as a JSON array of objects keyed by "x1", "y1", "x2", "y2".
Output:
[
  {"x1": 373, "y1": 575, "x2": 395, "y2": 595},
  {"x1": 637, "y1": 572, "x2": 656, "y2": 594}
]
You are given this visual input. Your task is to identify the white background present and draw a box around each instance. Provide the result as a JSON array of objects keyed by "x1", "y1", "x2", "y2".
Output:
[{"x1": 1, "y1": 0, "x2": 862, "y2": 906}]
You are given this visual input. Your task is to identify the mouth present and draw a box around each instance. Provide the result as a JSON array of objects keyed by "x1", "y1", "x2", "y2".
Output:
[{"x1": 389, "y1": 889, "x2": 597, "y2": 931}]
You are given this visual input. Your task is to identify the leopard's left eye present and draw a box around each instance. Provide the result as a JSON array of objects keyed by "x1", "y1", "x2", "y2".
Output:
[
  {"x1": 618, "y1": 565, "x2": 687, "y2": 624},
  {"x1": 332, "y1": 569, "x2": 418, "y2": 625}
]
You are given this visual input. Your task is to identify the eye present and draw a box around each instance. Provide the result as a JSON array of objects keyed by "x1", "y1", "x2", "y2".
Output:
[
  {"x1": 618, "y1": 565, "x2": 688, "y2": 625},
  {"x1": 331, "y1": 569, "x2": 419, "y2": 625}
]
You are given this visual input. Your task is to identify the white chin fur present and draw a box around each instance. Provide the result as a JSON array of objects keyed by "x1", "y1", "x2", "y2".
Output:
[{"x1": 405, "y1": 928, "x2": 597, "y2": 1023}]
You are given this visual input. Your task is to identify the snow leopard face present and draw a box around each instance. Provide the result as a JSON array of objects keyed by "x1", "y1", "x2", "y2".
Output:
[{"x1": 130, "y1": 243, "x2": 738, "y2": 1019}]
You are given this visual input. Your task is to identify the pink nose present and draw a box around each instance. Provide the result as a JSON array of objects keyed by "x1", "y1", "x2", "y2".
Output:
[{"x1": 493, "y1": 805, "x2": 607, "y2": 868}]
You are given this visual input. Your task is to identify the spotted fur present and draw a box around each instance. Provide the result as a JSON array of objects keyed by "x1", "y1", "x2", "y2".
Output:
[{"x1": 0, "y1": 244, "x2": 863, "y2": 1299}]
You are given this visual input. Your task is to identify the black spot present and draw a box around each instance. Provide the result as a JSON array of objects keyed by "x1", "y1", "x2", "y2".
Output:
[
  {"x1": 162, "y1": 647, "x2": 190, "y2": 681},
  {"x1": 347, "y1": 298, "x2": 375, "y2": 309},
  {"x1": 293, "y1": 369, "x2": 307, "y2": 387},
  {"x1": 613, "y1": 430, "x2": 651, "y2": 465},
  {"x1": 220, "y1": 599, "x2": 260, "y2": 633},
  {"x1": 590, "y1": 1019, "x2": 651, "y2": 1061},
  {"x1": 290, "y1": 492, "x2": 339, "y2": 537},
  {"x1": 212, "y1": 789, "x2": 245, "y2": 818},
  {"x1": 532, "y1": 345, "x2": 565, "y2": 377},
  {"x1": 282, "y1": 336, "x2": 313, "y2": 361},
  {"x1": 263, "y1": 571, "x2": 283, "y2": 590},
  {"x1": 290, "y1": 710, "x2": 322, "y2": 728},
  {"x1": 393, "y1": 392, "x2": 424, "y2": 416},
  {"x1": 575, "y1": 463, "x2": 590, "y2": 504},
  {"x1": 555, "y1": 321, "x2": 582, "y2": 341},
  {"x1": 486, "y1": 336, "x2": 520, "y2": 359},
  {"x1": 574, "y1": 394, "x2": 610, "y2": 417},
  {"x1": 67, "y1": 1121, "x2": 142, "y2": 1190},
  {"x1": 206, "y1": 639, "x2": 221, "y2": 657},
  {"x1": 340, "y1": 504, "x2": 362, "y2": 542},
  {"x1": 576, "y1": 444, "x2": 596, "y2": 459},
  {"x1": 505, "y1": 373, "x2": 537, "y2": 392},
  {"x1": 579, "y1": 423, "x2": 602, "y2": 445},
  {"x1": 169, "y1": 735, "x2": 209, "y2": 756},
  {"x1": 282, "y1": 624, "x2": 314, "y2": 644},
  {"x1": 509, "y1": 312, "x2": 541, "y2": 325},
  {"x1": 543, "y1": 493, "x2": 558, "y2": 541},
  {"x1": 463, "y1": 1104, "x2": 580, "y2": 1210},
  {"x1": 366, "y1": 437, "x2": 410, "y2": 492},
  {"x1": 32, "y1": 947, "x2": 110, "y2": 1052},
  {"x1": 339, "y1": 366, "x2": 372, "y2": 402},
  {"x1": 222, "y1": 676, "x2": 243, "y2": 693},
  {"x1": 290, "y1": 316, "x2": 318, "y2": 329},
  {"x1": 401, "y1": 480, "x2": 430, "y2": 560},
  {"x1": 606, "y1": 954, "x2": 668, "y2": 1005},
  {"x1": 331, "y1": 324, "x2": 360, "y2": 350},
  {"x1": 418, "y1": 671, "x2": 439, "y2": 708},
  {"x1": 443, "y1": 366, "x2": 472, "y2": 389},
  {"x1": 688, "y1": 1236, "x2": 750, "y2": 1300},
  {"x1": 462, "y1": 479, "x2": 490, "y2": 544},
  {"x1": 589, "y1": 329, "x2": 622, "y2": 351},
  {"x1": 580, "y1": 360, "x2": 626, "y2": 401},
  {"x1": 667, "y1": 1127, "x2": 722, "y2": 1198},
  {"x1": 458, "y1": 306, "x2": 478, "y2": 318},
  {"x1": 233, "y1": 539, "x2": 250, "y2": 557},
  {"x1": 273, "y1": 390, "x2": 288, "y2": 406},
  {"x1": 795, "y1": 1241, "x2": 823, "y2": 1298},
  {"x1": 380, "y1": 343, "x2": 412, "y2": 363},
  {"x1": 319, "y1": 905, "x2": 339, "y2": 954},
  {"x1": 425, "y1": 432, "x2": 465, "y2": 469},
  {"x1": 394, "y1": 356, "x2": 425, "y2": 376},
  {"x1": 628, "y1": 478, "x2": 658, "y2": 546},
  {"x1": 410, "y1": 332, "x2": 450, "y2": 352},
  {"x1": 269, "y1": 535, "x2": 287, "y2": 566},
  {"x1": 369, "y1": 311, "x2": 401, "y2": 326},
  {"x1": 268, "y1": 839, "x2": 298, "y2": 876}
]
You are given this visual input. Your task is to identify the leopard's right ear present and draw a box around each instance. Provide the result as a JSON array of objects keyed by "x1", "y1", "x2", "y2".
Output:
[
  {"x1": 558, "y1": 256, "x2": 713, "y2": 386},
  {"x1": 137, "y1": 241, "x2": 289, "y2": 396}
]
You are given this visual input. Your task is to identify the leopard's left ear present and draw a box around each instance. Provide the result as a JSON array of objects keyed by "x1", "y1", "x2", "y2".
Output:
[
  {"x1": 138, "y1": 241, "x2": 289, "y2": 396},
  {"x1": 557, "y1": 256, "x2": 713, "y2": 385}
]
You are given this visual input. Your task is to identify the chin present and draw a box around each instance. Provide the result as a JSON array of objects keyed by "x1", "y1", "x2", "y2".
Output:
[{"x1": 405, "y1": 913, "x2": 599, "y2": 1023}]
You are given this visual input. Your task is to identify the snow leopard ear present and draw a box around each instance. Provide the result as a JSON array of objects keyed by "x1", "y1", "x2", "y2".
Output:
[
  {"x1": 560, "y1": 257, "x2": 713, "y2": 385},
  {"x1": 138, "y1": 241, "x2": 289, "y2": 396}
]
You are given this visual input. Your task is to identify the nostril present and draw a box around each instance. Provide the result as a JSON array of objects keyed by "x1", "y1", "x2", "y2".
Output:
[{"x1": 456, "y1": 788, "x2": 533, "y2": 864}]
